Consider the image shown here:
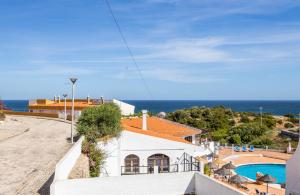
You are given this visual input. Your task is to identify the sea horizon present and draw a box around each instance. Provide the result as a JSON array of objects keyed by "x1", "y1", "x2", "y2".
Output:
[{"x1": 3, "y1": 99, "x2": 300, "y2": 116}]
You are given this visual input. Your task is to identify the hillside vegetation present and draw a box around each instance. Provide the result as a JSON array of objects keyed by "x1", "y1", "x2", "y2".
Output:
[{"x1": 166, "y1": 106, "x2": 298, "y2": 148}]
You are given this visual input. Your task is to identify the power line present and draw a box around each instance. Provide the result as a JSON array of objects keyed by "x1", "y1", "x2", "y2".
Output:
[{"x1": 104, "y1": 0, "x2": 153, "y2": 99}]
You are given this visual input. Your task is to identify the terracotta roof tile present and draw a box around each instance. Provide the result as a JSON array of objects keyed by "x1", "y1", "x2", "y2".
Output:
[{"x1": 122, "y1": 117, "x2": 201, "y2": 144}]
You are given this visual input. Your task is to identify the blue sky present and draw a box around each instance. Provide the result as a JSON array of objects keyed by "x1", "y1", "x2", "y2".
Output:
[{"x1": 1, "y1": 0, "x2": 300, "y2": 100}]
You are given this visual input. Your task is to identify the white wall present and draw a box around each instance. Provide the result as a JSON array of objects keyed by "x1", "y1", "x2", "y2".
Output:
[
  {"x1": 112, "y1": 99, "x2": 135, "y2": 116},
  {"x1": 53, "y1": 136, "x2": 84, "y2": 181},
  {"x1": 195, "y1": 172, "x2": 246, "y2": 195},
  {"x1": 51, "y1": 172, "x2": 245, "y2": 195},
  {"x1": 99, "y1": 130, "x2": 208, "y2": 176},
  {"x1": 286, "y1": 141, "x2": 300, "y2": 195}
]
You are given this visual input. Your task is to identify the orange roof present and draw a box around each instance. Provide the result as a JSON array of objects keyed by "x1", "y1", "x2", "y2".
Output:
[
  {"x1": 122, "y1": 117, "x2": 201, "y2": 144},
  {"x1": 29, "y1": 99, "x2": 98, "y2": 110}
]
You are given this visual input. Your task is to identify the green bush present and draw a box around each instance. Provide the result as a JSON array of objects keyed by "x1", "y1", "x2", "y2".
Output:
[
  {"x1": 81, "y1": 138, "x2": 90, "y2": 154},
  {"x1": 77, "y1": 103, "x2": 122, "y2": 140},
  {"x1": 204, "y1": 164, "x2": 211, "y2": 176},
  {"x1": 251, "y1": 136, "x2": 273, "y2": 146},
  {"x1": 228, "y1": 122, "x2": 268, "y2": 144},
  {"x1": 0, "y1": 110, "x2": 5, "y2": 121},
  {"x1": 229, "y1": 134, "x2": 242, "y2": 144},
  {"x1": 166, "y1": 106, "x2": 233, "y2": 131},
  {"x1": 78, "y1": 103, "x2": 121, "y2": 177},
  {"x1": 284, "y1": 122, "x2": 294, "y2": 128},
  {"x1": 88, "y1": 143, "x2": 106, "y2": 177},
  {"x1": 211, "y1": 128, "x2": 228, "y2": 141},
  {"x1": 240, "y1": 115, "x2": 250, "y2": 123},
  {"x1": 277, "y1": 119, "x2": 283, "y2": 125}
]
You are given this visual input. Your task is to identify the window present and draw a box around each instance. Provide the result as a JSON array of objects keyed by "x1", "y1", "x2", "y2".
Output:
[
  {"x1": 184, "y1": 136, "x2": 193, "y2": 143},
  {"x1": 147, "y1": 154, "x2": 170, "y2": 173},
  {"x1": 124, "y1": 154, "x2": 139, "y2": 173}
]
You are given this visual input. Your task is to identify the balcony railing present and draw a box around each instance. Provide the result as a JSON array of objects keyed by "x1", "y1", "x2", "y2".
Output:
[{"x1": 121, "y1": 164, "x2": 179, "y2": 176}]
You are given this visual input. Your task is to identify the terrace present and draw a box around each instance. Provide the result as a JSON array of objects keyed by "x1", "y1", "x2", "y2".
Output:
[{"x1": 209, "y1": 146, "x2": 292, "y2": 195}]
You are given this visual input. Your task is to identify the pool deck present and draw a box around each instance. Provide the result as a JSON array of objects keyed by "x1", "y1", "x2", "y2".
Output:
[{"x1": 217, "y1": 148, "x2": 292, "y2": 195}]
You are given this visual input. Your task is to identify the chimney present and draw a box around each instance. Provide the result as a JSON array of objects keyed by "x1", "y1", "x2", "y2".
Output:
[
  {"x1": 57, "y1": 96, "x2": 61, "y2": 103},
  {"x1": 54, "y1": 95, "x2": 56, "y2": 102},
  {"x1": 142, "y1": 110, "x2": 147, "y2": 130}
]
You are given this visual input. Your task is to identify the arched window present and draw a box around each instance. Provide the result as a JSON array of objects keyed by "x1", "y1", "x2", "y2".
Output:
[
  {"x1": 124, "y1": 154, "x2": 139, "y2": 173},
  {"x1": 147, "y1": 154, "x2": 170, "y2": 173}
]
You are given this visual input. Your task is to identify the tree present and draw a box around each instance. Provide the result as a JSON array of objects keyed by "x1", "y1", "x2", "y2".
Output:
[
  {"x1": 229, "y1": 122, "x2": 268, "y2": 144},
  {"x1": 229, "y1": 134, "x2": 242, "y2": 144},
  {"x1": 211, "y1": 128, "x2": 228, "y2": 141},
  {"x1": 77, "y1": 103, "x2": 121, "y2": 177},
  {"x1": 77, "y1": 103, "x2": 122, "y2": 139}
]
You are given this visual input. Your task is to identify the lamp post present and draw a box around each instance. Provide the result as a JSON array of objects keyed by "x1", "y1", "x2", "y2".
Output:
[
  {"x1": 259, "y1": 107, "x2": 263, "y2": 126},
  {"x1": 70, "y1": 78, "x2": 77, "y2": 144},
  {"x1": 63, "y1": 93, "x2": 68, "y2": 121}
]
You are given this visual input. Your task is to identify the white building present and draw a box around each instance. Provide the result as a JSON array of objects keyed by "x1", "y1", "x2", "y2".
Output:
[
  {"x1": 286, "y1": 137, "x2": 300, "y2": 195},
  {"x1": 99, "y1": 110, "x2": 214, "y2": 177},
  {"x1": 50, "y1": 111, "x2": 237, "y2": 195},
  {"x1": 28, "y1": 97, "x2": 135, "y2": 117}
]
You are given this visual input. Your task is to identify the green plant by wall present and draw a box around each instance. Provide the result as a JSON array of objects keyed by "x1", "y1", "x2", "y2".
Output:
[
  {"x1": 0, "y1": 110, "x2": 5, "y2": 121},
  {"x1": 78, "y1": 103, "x2": 121, "y2": 177},
  {"x1": 204, "y1": 164, "x2": 211, "y2": 176}
]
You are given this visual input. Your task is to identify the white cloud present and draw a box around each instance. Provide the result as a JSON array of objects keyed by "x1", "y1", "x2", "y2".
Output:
[
  {"x1": 115, "y1": 66, "x2": 226, "y2": 83},
  {"x1": 133, "y1": 38, "x2": 231, "y2": 63},
  {"x1": 11, "y1": 65, "x2": 96, "y2": 76}
]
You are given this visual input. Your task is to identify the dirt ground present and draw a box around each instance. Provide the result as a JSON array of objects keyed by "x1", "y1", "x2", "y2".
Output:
[{"x1": 0, "y1": 115, "x2": 72, "y2": 195}]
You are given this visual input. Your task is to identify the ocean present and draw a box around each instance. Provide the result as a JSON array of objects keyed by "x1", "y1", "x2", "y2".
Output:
[{"x1": 3, "y1": 100, "x2": 300, "y2": 116}]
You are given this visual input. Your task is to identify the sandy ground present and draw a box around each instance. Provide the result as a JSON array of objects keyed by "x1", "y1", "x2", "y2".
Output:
[{"x1": 0, "y1": 115, "x2": 72, "y2": 195}]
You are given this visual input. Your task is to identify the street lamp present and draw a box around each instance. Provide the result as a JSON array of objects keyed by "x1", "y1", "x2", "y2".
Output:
[
  {"x1": 70, "y1": 78, "x2": 77, "y2": 144},
  {"x1": 63, "y1": 93, "x2": 68, "y2": 121},
  {"x1": 259, "y1": 106, "x2": 263, "y2": 126}
]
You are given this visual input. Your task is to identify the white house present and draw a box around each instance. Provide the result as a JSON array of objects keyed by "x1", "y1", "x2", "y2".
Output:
[
  {"x1": 98, "y1": 110, "x2": 215, "y2": 177},
  {"x1": 286, "y1": 137, "x2": 300, "y2": 195},
  {"x1": 50, "y1": 111, "x2": 244, "y2": 195}
]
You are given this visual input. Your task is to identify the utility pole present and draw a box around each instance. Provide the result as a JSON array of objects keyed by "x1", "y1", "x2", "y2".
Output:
[
  {"x1": 63, "y1": 93, "x2": 68, "y2": 121},
  {"x1": 70, "y1": 78, "x2": 77, "y2": 144}
]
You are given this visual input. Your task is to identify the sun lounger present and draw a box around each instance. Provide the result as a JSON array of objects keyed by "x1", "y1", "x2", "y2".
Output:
[
  {"x1": 234, "y1": 146, "x2": 240, "y2": 152},
  {"x1": 242, "y1": 145, "x2": 247, "y2": 152},
  {"x1": 249, "y1": 145, "x2": 254, "y2": 152}
]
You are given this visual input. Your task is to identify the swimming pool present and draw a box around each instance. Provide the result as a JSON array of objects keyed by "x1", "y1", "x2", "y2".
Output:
[{"x1": 235, "y1": 164, "x2": 286, "y2": 184}]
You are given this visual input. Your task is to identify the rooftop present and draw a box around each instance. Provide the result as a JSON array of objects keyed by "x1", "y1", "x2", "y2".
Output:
[{"x1": 122, "y1": 117, "x2": 202, "y2": 144}]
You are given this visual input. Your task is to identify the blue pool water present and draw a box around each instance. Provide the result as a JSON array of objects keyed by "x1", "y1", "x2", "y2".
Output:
[{"x1": 235, "y1": 164, "x2": 286, "y2": 184}]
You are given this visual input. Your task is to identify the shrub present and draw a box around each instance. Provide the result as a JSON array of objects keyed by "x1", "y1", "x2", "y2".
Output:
[
  {"x1": 0, "y1": 110, "x2": 5, "y2": 121},
  {"x1": 204, "y1": 164, "x2": 211, "y2": 176},
  {"x1": 240, "y1": 115, "x2": 250, "y2": 123},
  {"x1": 284, "y1": 122, "x2": 294, "y2": 129},
  {"x1": 211, "y1": 128, "x2": 228, "y2": 141},
  {"x1": 251, "y1": 136, "x2": 273, "y2": 146},
  {"x1": 277, "y1": 119, "x2": 283, "y2": 125},
  {"x1": 77, "y1": 103, "x2": 122, "y2": 139},
  {"x1": 229, "y1": 122, "x2": 268, "y2": 144},
  {"x1": 81, "y1": 138, "x2": 90, "y2": 154},
  {"x1": 229, "y1": 134, "x2": 242, "y2": 144},
  {"x1": 88, "y1": 143, "x2": 106, "y2": 177},
  {"x1": 78, "y1": 103, "x2": 121, "y2": 177}
]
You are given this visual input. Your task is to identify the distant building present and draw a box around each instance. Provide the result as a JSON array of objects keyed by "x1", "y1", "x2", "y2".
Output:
[{"x1": 28, "y1": 97, "x2": 135, "y2": 117}]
